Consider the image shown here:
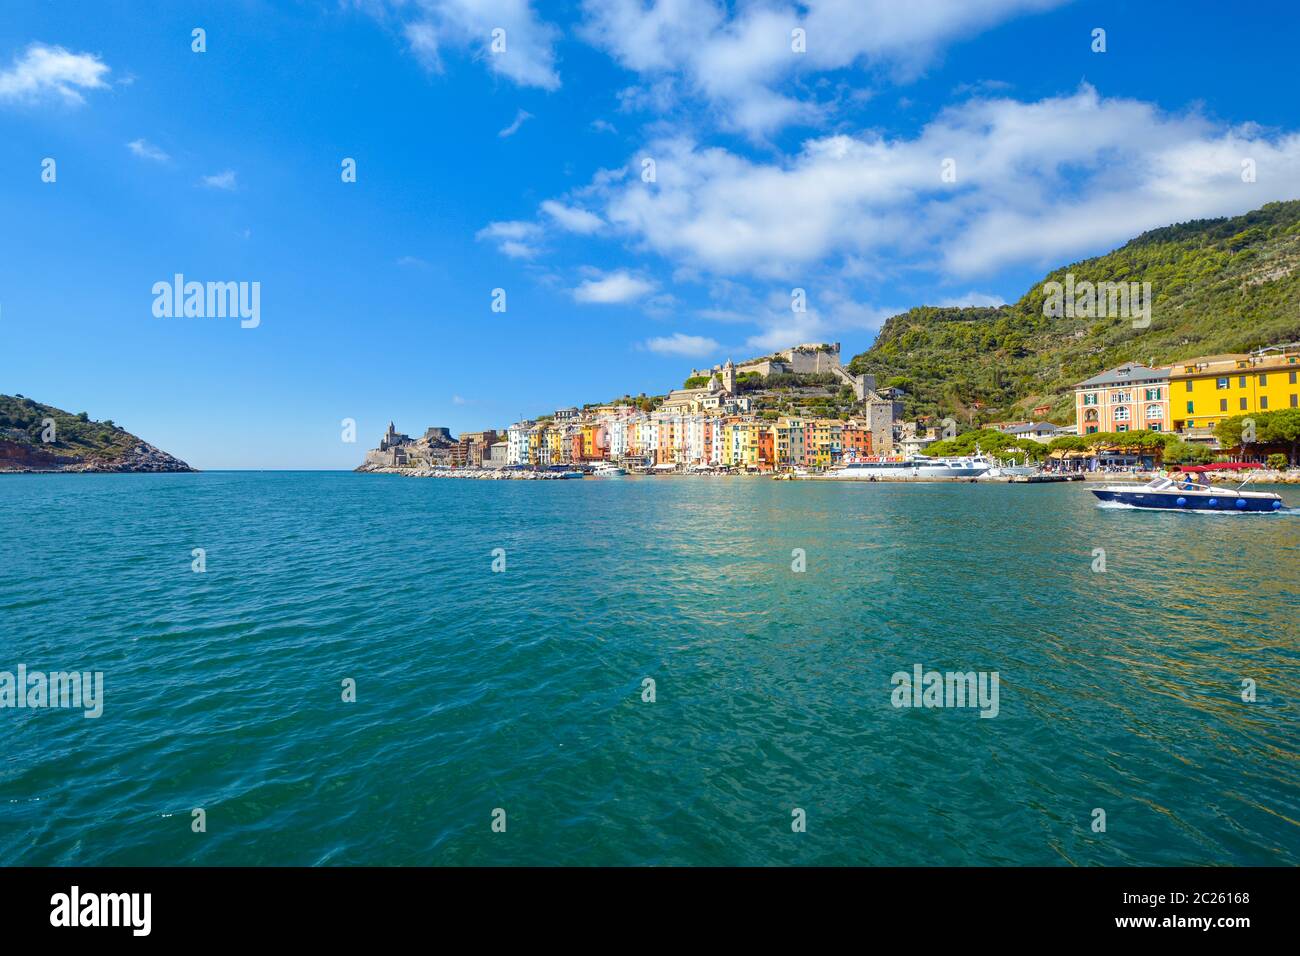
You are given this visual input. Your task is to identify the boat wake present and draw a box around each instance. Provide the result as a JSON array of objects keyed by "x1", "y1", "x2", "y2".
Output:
[{"x1": 1095, "y1": 499, "x2": 1299, "y2": 516}]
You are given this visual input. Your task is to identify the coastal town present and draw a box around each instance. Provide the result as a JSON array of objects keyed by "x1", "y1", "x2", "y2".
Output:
[{"x1": 358, "y1": 341, "x2": 1300, "y2": 479}]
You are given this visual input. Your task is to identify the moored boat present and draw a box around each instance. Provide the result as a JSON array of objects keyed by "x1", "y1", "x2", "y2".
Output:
[
  {"x1": 828, "y1": 452, "x2": 993, "y2": 479},
  {"x1": 982, "y1": 455, "x2": 1039, "y2": 479},
  {"x1": 592, "y1": 463, "x2": 627, "y2": 477},
  {"x1": 1092, "y1": 474, "x2": 1285, "y2": 512}
]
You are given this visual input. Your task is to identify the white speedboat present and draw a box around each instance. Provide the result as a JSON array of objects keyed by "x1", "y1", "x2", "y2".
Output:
[
  {"x1": 829, "y1": 453, "x2": 993, "y2": 479},
  {"x1": 1092, "y1": 473, "x2": 1285, "y2": 513}
]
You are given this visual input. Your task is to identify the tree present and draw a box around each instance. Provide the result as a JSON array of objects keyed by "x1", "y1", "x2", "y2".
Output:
[
  {"x1": 1261, "y1": 408, "x2": 1300, "y2": 465},
  {"x1": 1048, "y1": 435, "x2": 1088, "y2": 453},
  {"x1": 1267, "y1": 453, "x2": 1288, "y2": 470},
  {"x1": 1217, "y1": 408, "x2": 1300, "y2": 464},
  {"x1": 1162, "y1": 439, "x2": 1216, "y2": 465}
]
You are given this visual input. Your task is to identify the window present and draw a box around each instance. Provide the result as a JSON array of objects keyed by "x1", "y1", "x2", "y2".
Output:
[
  {"x1": 1185, "y1": 380, "x2": 1194, "y2": 391},
  {"x1": 1220, "y1": 399, "x2": 1228, "y2": 411},
  {"x1": 1290, "y1": 371, "x2": 1297, "y2": 384},
  {"x1": 1086, "y1": 425, "x2": 1098, "y2": 434},
  {"x1": 1239, "y1": 376, "x2": 1247, "y2": 388},
  {"x1": 1186, "y1": 401, "x2": 1195, "y2": 413},
  {"x1": 1216, "y1": 377, "x2": 1229, "y2": 389},
  {"x1": 1145, "y1": 388, "x2": 1161, "y2": 400},
  {"x1": 1116, "y1": 424, "x2": 1128, "y2": 432},
  {"x1": 1113, "y1": 391, "x2": 1130, "y2": 403},
  {"x1": 1115, "y1": 407, "x2": 1130, "y2": 421},
  {"x1": 1261, "y1": 396, "x2": 1269, "y2": 409},
  {"x1": 1292, "y1": 394, "x2": 1298, "y2": 408},
  {"x1": 1082, "y1": 393, "x2": 1098, "y2": 405},
  {"x1": 1150, "y1": 424, "x2": 1161, "y2": 432},
  {"x1": 1240, "y1": 398, "x2": 1248, "y2": 410},
  {"x1": 1259, "y1": 374, "x2": 1268, "y2": 385}
]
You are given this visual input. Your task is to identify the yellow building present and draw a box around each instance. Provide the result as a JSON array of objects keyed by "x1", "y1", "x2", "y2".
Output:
[
  {"x1": 718, "y1": 420, "x2": 744, "y2": 467},
  {"x1": 733, "y1": 420, "x2": 756, "y2": 468},
  {"x1": 546, "y1": 426, "x2": 564, "y2": 464},
  {"x1": 528, "y1": 425, "x2": 544, "y2": 465},
  {"x1": 775, "y1": 417, "x2": 807, "y2": 466},
  {"x1": 806, "y1": 419, "x2": 841, "y2": 468},
  {"x1": 581, "y1": 423, "x2": 598, "y2": 460},
  {"x1": 1169, "y1": 347, "x2": 1300, "y2": 440}
]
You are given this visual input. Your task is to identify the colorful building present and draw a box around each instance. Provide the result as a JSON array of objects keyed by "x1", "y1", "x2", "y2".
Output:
[
  {"x1": 1168, "y1": 348, "x2": 1300, "y2": 441},
  {"x1": 1073, "y1": 364, "x2": 1170, "y2": 435}
]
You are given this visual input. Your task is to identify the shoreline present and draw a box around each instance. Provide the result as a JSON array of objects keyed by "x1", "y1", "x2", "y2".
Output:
[{"x1": 357, "y1": 465, "x2": 1300, "y2": 484}]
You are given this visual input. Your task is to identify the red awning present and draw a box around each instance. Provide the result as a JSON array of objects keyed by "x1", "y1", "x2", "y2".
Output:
[{"x1": 1172, "y1": 462, "x2": 1264, "y2": 472}]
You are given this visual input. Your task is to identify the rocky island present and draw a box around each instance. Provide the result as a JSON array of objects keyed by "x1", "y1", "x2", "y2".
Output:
[{"x1": 0, "y1": 395, "x2": 195, "y2": 473}]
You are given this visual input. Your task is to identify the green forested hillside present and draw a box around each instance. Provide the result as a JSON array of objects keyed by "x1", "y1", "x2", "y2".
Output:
[
  {"x1": 0, "y1": 394, "x2": 193, "y2": 471},
  {"x1": 847, "y1": 200, "x2": 1300, "y2": 422}
]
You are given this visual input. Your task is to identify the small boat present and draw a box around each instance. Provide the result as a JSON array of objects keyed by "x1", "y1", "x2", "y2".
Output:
[
  {"x1": 983, "y1": 455, "x2": 1039, "y2": 479},
  {"x1": 592, "y1": 463, "x2": 627, "y2": 478},
  {"x1": 1092, "y1": 473, "x2": 1285, "y2": 512}
]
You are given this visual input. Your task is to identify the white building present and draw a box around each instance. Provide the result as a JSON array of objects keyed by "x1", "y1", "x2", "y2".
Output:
[{"x1": 506, "y1": 421, "x2": 533, "y2": 465}]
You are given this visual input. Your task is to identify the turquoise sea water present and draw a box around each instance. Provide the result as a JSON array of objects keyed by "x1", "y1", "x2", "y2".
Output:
[{"x1": 1, "y1": 472, "x2": 1297, "y2": 866}]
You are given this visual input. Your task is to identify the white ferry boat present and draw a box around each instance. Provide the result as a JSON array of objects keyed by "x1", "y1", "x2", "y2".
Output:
[{"x1": 828, "y1": 453, "x2": 993, "y2": 479}]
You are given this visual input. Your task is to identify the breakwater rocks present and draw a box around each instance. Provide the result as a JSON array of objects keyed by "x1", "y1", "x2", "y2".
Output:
[
  {"x1": 365, "y1": 467, "x2": 578, "y2": 480},
  {"x1": 1088, "y1": 469, "x2": 1300, "y2": 485},
  {"x1": 0, "y1": 440, "x2": 194, "y2": 473}
]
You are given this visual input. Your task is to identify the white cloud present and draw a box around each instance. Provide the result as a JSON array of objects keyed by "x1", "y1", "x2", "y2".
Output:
[
  {"x1": 126, "y1": 138, "x2": 169, "y2": 162},
  {"x1": 562, "y1": 86, "x2": 1300, "y2": 280},
  {"x1": 385, "y1": 0, "x2": 560, "y2": 90},
  {"x1": 541, "y1": 200, "x2": 604, "y2": 234},
  {"x1": 498, "y1": 108, "x2": 532, "y2": 137},
  {"x1": 397, "y1": 255, "x2": 430, "y2": 268},
  {"x1": 199, "y1": 170, "x2": 238, "y2": 191},
  {"x1": 403, "y1": 22, "x2": 443, "y2": 72},
  {"x1": 580, "y1": 0, "x2": 1065, "y2": 135},
  {"x1": 640, "y1": 332, "x2": 722, "y2": 357},
  {"x1": 0, "y1": 43, "x2": 110, "y2": 105},
  {"x1": 476, "y1": 219, "x2": 543, "y2": 258},
  {"x1": 936, "y1": 291, "x2": 1006, "y2": 308},
  {"x1": 573, "y1": 270, "x2": 656, "y2": 303},
  {"x1": 590, "y1": 118, "x2": 618, "y2": 134}
]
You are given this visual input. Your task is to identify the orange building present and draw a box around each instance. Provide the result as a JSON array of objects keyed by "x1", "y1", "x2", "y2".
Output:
[
  {"x1": 841, "y1": 422, "x2": 872, "y2": 460},
  {"x1": 758, "y1": 426, "x2": 775, "y2": 469}
]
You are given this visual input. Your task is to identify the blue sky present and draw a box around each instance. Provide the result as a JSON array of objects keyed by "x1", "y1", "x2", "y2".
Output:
[{"x1": 3, "y1": 0, "x2": 1299, "y2": 468}]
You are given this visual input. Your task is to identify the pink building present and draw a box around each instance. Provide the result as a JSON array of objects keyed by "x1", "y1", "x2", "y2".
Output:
[{"x1": 1074, "y1": 364, "x2": 1171, "y2": 434}]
